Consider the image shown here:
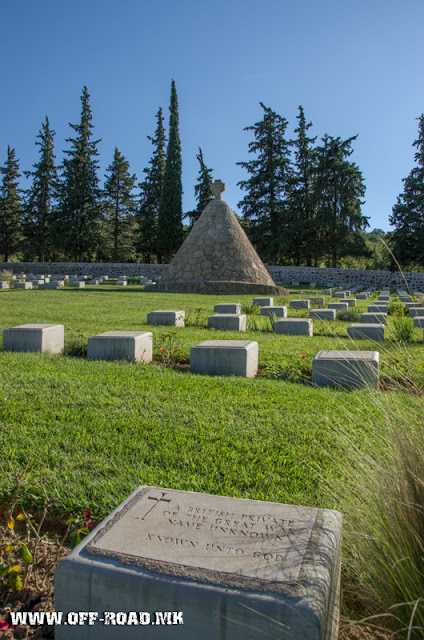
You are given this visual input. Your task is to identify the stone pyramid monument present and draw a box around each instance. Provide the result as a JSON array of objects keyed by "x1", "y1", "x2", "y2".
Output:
[{"x1": 151, "y1": 180, "x2": 284, "y2": 295}]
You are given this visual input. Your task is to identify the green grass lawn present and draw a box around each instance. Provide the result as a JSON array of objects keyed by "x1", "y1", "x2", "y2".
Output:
[{"x1": 0, "y1": 285, "x2": 423, "y2": 521}]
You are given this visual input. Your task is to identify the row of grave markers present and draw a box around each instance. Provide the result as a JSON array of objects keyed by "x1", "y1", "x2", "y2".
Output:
[
  {"x1": 0, "y1": 273, "x2": 155, "y2": 289},
  {"x1": 3, "y1": 320, "x2": 380, "y2": 390}
]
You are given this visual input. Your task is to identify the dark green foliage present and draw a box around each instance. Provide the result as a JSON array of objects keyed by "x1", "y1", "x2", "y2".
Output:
[
  {"x1": 188, "y1": 147, "x2": 213, "y2": 226},
  {"x1": 137, "y1": 108, "x2": 166, "y2": 262},
  {"x1": 0, "y1": 146, "x2": 24, "y2": 261},
  {"x1": 314, "y1": 135, "x2": 368, "y2": 267},
  {"x1": 286, "y1": 106, "x2": 317, "y2": 266},
  {"x1": 23, "y1": 116, "x2": 58, "y2": 262},
  {"x1": 157, "y1": 80, "x2": 183, "y2": 261},
  {"x1": 55, "y1": 86, "x2": 102, "y2": 261},
  {"x1": 237, "y1": 103, "x2": 292, "y2": 264},
  {"x1": 103, "y1": 148, "x2": 137, "y2": 262},
  {"x1": 390, "y1": 114, "x2": 424, "y2": 267}
]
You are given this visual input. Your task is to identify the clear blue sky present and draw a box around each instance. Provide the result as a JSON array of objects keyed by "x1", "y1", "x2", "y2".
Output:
[{"x1": 2, "y1": 0, "x2": 423, "y2": 232}]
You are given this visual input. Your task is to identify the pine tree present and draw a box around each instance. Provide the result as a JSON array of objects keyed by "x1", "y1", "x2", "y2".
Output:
[
  {"x1": 55, "y1": 86, "x2": 101, "y2": 261},
  {"x1": 137, "y1": 108, "x2": 166, "y2": 263},
  {"x1": 0, "y1": 146, "x2": 24, "y2": 261},
  {"x1": 103, "y1": 148, "x2": 137, "y2": 262},
  {"x1": 287, "y1": 106, "x2": 317, "y2": 266},
  {"x1": 314, "y1": 135, "x2": 368, "y2": 268},
  {"x1": 157, "y1": 80, "x2": 183, "y2": 262},
  {"x1": 390, "y1": 114, "x2": 424, "y2": 267},
  {"x1": 188, "y1": 147, "x2": 213, "y2": 226},
  {"x1": 237, "y1": 103, "x2": 292, "y2": 264},
  {"x1": 24, "y1": 116, "x2": 58, "y2": 261}
]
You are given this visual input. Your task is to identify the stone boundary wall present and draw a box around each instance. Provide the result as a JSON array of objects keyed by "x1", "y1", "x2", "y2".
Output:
[
  {"x1": 266, "y1": 266, "x2": 424, "y2": 289},
  {"x1": 2, "y1": 262, "x2": 424, "y2": 289}
]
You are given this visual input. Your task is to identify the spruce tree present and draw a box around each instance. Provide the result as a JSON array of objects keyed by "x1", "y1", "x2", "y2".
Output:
[
  {"x1": 237, "y1": 102, "x2": 292, "y2": 264},
  {"x1": 188, "y1": 147, "x2": 213, "y2": 226},
  {"x1": 137, "y1": 108, "x2": 166, "y2": 262},
  {"x1": 55, "y1": 86, "x2": 101, "y2": 261},
  {"x1": 24, "y1": 116, "x2": 58, "y2": 261},
  {"x1": 314, "y1": 135, "x2": 368, "y2": 268},
  {"x1": 390, "y1": 114, "x2": 424, "y2": 267},
  {"x1": 0, "y1": 146, "x2": 24, "y2": 261},
  {"x1": 287, "y1": 106, "x2": 317, "y2": 266},
  {"x1": 103, "y1": 147, "x2": 137, "y2": 262},
  {"x1": 157, "y1": 80, "x2": 183, "y2": 261}
]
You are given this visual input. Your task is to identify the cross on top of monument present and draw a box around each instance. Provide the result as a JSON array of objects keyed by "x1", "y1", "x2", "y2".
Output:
[{"x1": 211, "y1": 180, "x2": 226, "y2": 200}]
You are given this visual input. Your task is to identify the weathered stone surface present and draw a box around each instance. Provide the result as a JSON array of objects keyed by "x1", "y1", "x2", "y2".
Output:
[
  {"x1": 290, "y1": 300, "x2": 310, "y2": 310},
  {"x1": 333, "y1": 292, "x2": 346, "y2": 299},
  {"x1": 347, "y1": 323, "x2": 385, "y2": 341},
  {"x1": 0, "y1": 281, "x2": 10, "y2": 289},
  {"x1": 214, "y1": 303, "x2": 241, "y2": 314},
  {"x1": 361, "y1": 312, "x2": 387, "y2": 325},
  {"x1": 252, "y1": 297, "x2": 273, "y2": 307},
  {"x1": 69, "y1": 281, "x2": 85, "y2": 288},
  {"x1": 190, "y1": 340, "x2": 258, "y2": 377},
  {"x1": 309, "y1": 309, "x2": 336, "y2": 321},
  {"x1": 312, "y1": 350, "x2": 379, "y2": 389},
  {"x1": 55, "y1": 486, "x2": 342, "y2": 640},
  {"x1": 87, "y1": 331, "x2": 152, "y2": 363},
  {"x1": 14, "y1": 282, "x2": 33, "y2": 289},
  {"x1": 414, "y1": 317, "x2": 424, "y2": 328},
  {"x1": 345, "y1": 299, "x2": 357, "y2": 307},
  {"x1": 155, "y1": 199, "x2": 282, "y2": 294},
  {"x1": 368, "y1": 304, "x2": 388, "y2": 313},
  {"x1": 259, "y1": 306, "x2": 287, "y2": 317},
  {"x1": 3, "y1": 324, "x2": 64, "y2": 354},
  {"x1": 408, "y1": 308, "x2": 424, "y2": 317},
  {"x1": 310, "y1": 296, "x2": 325, "y2": 306},
  {"x1": 328, "y1": 302, "x2": 349, "y2": 312},
  {"x1": 146, "y1": 311, "x2": 185, "y2": 327},
  {"x1": 274, "y1": 319, "x2": 313, "y2": 336},
  {"x1": 208, "y1": 314, "x2": 247, "y2": 332}
]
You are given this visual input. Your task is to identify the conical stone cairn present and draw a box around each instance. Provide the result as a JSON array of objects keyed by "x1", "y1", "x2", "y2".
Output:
[{"x1": 152, "y1": 180, "x2": 284, "y2": 294}]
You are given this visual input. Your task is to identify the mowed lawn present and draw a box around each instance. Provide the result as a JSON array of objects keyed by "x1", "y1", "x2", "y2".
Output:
[{"x1": 1, "y1": 285, "x2": 423, "y2": 520}]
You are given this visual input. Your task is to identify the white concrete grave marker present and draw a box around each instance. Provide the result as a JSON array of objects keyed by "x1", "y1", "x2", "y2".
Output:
[{"x1": 55, "y1": 486, "x2": 342, "y2": 640}]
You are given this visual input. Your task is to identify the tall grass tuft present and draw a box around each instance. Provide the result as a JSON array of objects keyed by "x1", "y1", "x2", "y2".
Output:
[
  {"x1": 240, "y1": 300, "x2": 261, "y2": 315},
  {"x1": 391, "y1": 314, "x2": 415, "y2": 342},
  {"x1": 328, "y1": 387, "x2": 424, "y2": 639},
  {"x1": 0, "y1": 269, "x2": 14, "y2": 286}
]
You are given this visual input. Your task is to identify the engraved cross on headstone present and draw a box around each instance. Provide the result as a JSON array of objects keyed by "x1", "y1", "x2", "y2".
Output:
[
  {"x1": 211, "y1": 179, "x2": 226, "y2": 200},
  {"x1": 137, "y1": 492, "x2": 171, "y2": 521}
]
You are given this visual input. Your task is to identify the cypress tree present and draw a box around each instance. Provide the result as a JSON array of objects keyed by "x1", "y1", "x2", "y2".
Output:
[
  {"x1": 0, "y1": 146, "x2": 24, "y2": 261},
  {"x1": 24, "y1": 116, "x2": 58, "y2": 261},
  {"x1": 237, "y1": 102, "x2": 292, "y2": 264},
  {"x1": 137, "y1": 108, "x2": 166, "y2": 263},
  {"x1": 390, "y1": 114, "x2": 424, "y2": 267},
  {"x1": 157, "y1": 80, "x2": 183, "y2": 262},
  {"x1": 287, "y1": 106, "x2": 317, "y2": 266},
  {"x1": 314, "y1": 135, "x2": 368, "y2": 268},
  {"x1": 188, "y1": 147, "x2": 213, "y2": 226},
  {"x1": 55, "y1": 86, "x2": 101, "y2": 261},
  {"x1": 103, "y1": 148, "x2": 137, "y2": 262}
]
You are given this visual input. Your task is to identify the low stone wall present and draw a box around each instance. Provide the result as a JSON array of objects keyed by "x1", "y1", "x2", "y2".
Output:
[
  {"x1": 149, "y1": 281, "x2": 286, "y2": 295},
  {"x1": 267, "y1": 266, "x2": 424, "y2": 289},
  {"x1": 1, "y1": 262, "x2": 424, "y2": 289}
]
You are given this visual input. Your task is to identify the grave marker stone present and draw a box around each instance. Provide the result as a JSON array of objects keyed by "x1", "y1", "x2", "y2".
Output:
[{"x1": 55, "y1": 486, "x2": 342, "y2": 640}]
